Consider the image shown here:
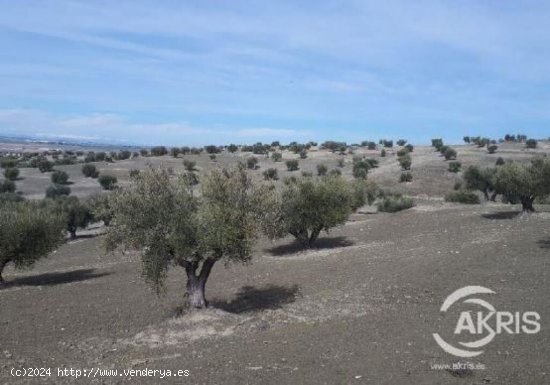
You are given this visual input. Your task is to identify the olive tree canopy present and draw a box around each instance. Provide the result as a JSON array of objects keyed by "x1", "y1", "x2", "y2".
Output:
[
  {"x1": 0, "y1": 201, "x2": 65, "y2": 283},
  {"x1": 105, "y1": 166, "x2": 266, "y2": 308}
]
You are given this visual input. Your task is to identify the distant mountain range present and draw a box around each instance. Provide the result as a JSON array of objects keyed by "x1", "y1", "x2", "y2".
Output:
[{"x1": 0, "y1": 133, "x2": 141, "y2": 150}]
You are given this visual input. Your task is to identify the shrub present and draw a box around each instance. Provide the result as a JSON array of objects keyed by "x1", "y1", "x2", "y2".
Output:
[
  {"x1": 246, "y1": 157, "x2": 259, "y2": 170},
  {"x1": 45, "y1": 184, "x2": 71, "y2": 198},
  {"x1": 129, "y1": 169, "x2": 140, "y2": 179},
  {"x1": 0, "y1": 159, "x2": 17, "y2": 169},
  {"x1": 377, "y1": 195, "x2": 414, "y2": 213},
  {"x1": 494, "y1": 158, "x2": 550, "y2": 212},
  {"x1": 4, "y1": 167, "x2": 19, "y2": 181},
  {"x1": 487, "y1": 145, "x2": 498, "y2": 154},
  {"x1": 398, "y1": 154, "x2": 411, "y2": 170},
  {"x1": 463, "y1": 136, "x2": 471, "y2": 143},
  {"x1": 525, "y1": 139, "x2": 537, "y2": 149},
  {"x1": 301, "y1": 171, "x2": 313, "y2": 177},
  {"x1": 263, "y1": 168, "x2": 278, "y2": 180},
  {"x1": 204, "y1": 145, "x2": 220, "y2": 154},
  {"x1": 380, "y1": 149, "x2": 386, "y2": 157},
  {"x1": 317, "y1": 164, "x2": 328, "y2": 176},
  {"x1": 405, "y1": 144, "x2": 414, "y2": 152},
  {"x1": 37, "y1": 159, "x2": 54, "y2": 173},
  {"x1": 396, "y1": 139, "x2": 407, "y2": 146},
  {"x1": 182, "y1": 171, "x2": 200, "y2": 187},
  {"x1": 445, "y1": 190, "x2": 480, "y2": 204},
  {"x1": 352, "y1": 160, "x2": 370, "y2": 179},
  {"x1": 82, "y1": 164, "x2": 99, "y2": 178},
  {"x1": 261, "y1": 175, "x2": 359, "y2": 248},
  {"x1": 209, "y1": 154, "x2": 217, "y2": 161},
  {"x1": 396, "y1": 148, "x2": 409, "y2": 157},
  {"x1": 448, "y1": 161, "x2": 461, "y2": 173},
  {"x1": 104, "y1": 167, "x2": 266, "y2": 308},
  {"x1": 140, "y1": 149, "x2": 149, "y2": 157},
  {"x1": 495, "y1": 157, "x2": 505, "y2": 166},
  {"x1": 94, "y1": 152, "x2": 106, "y2": 162},
  {"x1": 271, "y1": 152, "x2": 282, "y2": 162},
  {"x1": 444, "y1": 147, "x2": 457, "y2": 160},
  {"x1": 51, "y1": 170, "x2": 69, "y2": 185},
  {"x1": 286, "y1": 159, "x2": 299, "y2": 171},
  {"x1": 399, "y1": 172, "x2": 413, "y2": 182},
  {"x1": 90, "y1": 194, "x2": 113, "y2": 226},
  {"x1": 453, "y1": 181, "x2": 462, "y2": 190},
  {"x1": 98, "y1": 175, "x2": 118, "y2": 190},
  {"x1": 328, "y1": 169, "x2": 341, "y2": 176},
  {"x1": 336, "y1": 158, "x2": 345, "y2": 168},
  {"x1": 183, "y1": 159, "x2": 197, "y2": 171},
  {"x1": 0, "y1": 180, "x2": 16, "y2": 193},
  {"x1": 227, "y1": 144, "x2": 238, "y2": 153},
  {"x1": 0, "y1": 201, "x2": 65, "y2": 283},
  {"x1": 299, "y1": 149, "x2": 308, "y2": 159},
  {"x1": 367, "y1": 142, "x2": 377, "y2": 150}
]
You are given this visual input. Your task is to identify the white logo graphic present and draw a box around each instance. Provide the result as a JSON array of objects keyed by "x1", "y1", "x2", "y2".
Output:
[{"x1": 433, "y1": 286, "x2": 541, "y2": 358}]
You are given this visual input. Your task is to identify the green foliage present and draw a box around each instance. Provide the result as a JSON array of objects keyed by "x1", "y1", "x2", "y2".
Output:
[
  {"x1": 105, "y1": 167, "x2": 265, "y2": 307},
  {"x1": 398, "y1": 153, "x2": 411, "y2": 170},
  {"x1": 150, "y1": 146, "x2": 168, "y2": 156},
  {"x1": 183, "y1": 159, "x2": 197, "y2": 171},
  {"x1": 0, "y1": 158, "x2": 17, "y2": 169},
  {"x1": 246, "y1": 157, "x2": 259, "y2": 170},
  {"x1": 0, "y1": 200, "x2": 65, "y2": 281},
  {"x1": 0, "y1": 180, "x2": 16, "y2": 193},
  {"x1": 209, "y1": 154, "x2": 217, "y2": 161},
  {"x1": 352, "y1": 159, "x2": 370, "y2": 179},
  {"x1": 399, "y1": 172, "x2": 413, "y2": 182},
  {"x1": 98, "y1": 175, "x2": 118, "y2": 190},
  {"x1": 487, "y1": 145, "x2": 498, "y2": 154},
  {"x1": 396, "y1": 139, "x2": 407, "y2": 146},
  {"x1": 463, "y1": 165, "x2": 496, "y2": 200},
  {"x1": 261, "y1": 175, "x2": 359, "y2": 248},
  {"x1": 170, "y1": 147, "x2": 181, "y2": 158},
  {"x1": 227, "y1": 144, "x2": 238, "y2": 153},
  {"x1": 495, "y1": 157, "x2": 505, "y2": 166},
  {"x1": 4, "y1": 167, "x2": 19, "y2": 181},
  {"x1": 263, "y1": 168, "x2": 278, "y2": 180},
  {"x1": 445, "y1": 190, "x2": 480, "y2": 204},
  {"x1": 336, "y1": 158, "x2": 345, "y2": 167},
  {"x1": 380, "y1": 149, "x2": 386, "y2": 157},
  {"x1": 51, "y1": 170, "x2": 69, "y2": 185},
  {"x1": 271, "y1": 152, "x2": 282, "y2": 162},
  {"x1": 53, "y1": 196, "x2": 93, "y2": 239},
  {"x1": 405, "y1": 144, "x2": 414, "y2": 152},
  {"x1": 182, "y1": 171, "x2": 200, "y2": 186},
  {"x1": 45, "y1": 184, "x2": 71, "y2": 198},
  {"x1": 463, "y1": 136, "x2": 471, "y2": 143},
  {"x1": 444, "y1": 147, "x2": 457, "y2": 160},
  {"x1": 38, "y1": 159, "x2": 54, "y2": 173},
  {"x1": 317, "y1": 164, "x2": 328, "y2": 176},
  {"x1": 525, "y1": 139, "x2": 537, "y2": 149},
  {"x1": 431, "y1": 138, "x2": 443, "y2": 150},
  {"x1": 140, "y1": 149, "x2": 149, "y2": 157},
  {"x1": 396, "y1": 148, "x2": 409, "y2": 157},
  {"x1": 328, "y1": 168, "x2": 341, "y2": 176},
  {"x1": 204, "y1": 145, "x2": 221, "y2": 154},
  {"x1": 494, "y1": 158, "x2": 550, "y2": 212},
  {"x1": 377, "y1": 194, "x2": 414, "y2": 213},
  {"x1": 299, "y1": 149, "x2": 308, "y2": 159},
  {"x1": 286, "y1": 159, "x2": 299, "y2": 171},
  {"x1": 82, "y1": 164, "x2": 99, "y2": 178},
  {"x1": 90, "y1": 194, "x2": 114, "y2": 226},
  {"x1": 448, "y1": 161, "x2": 462, "y2": 173},
  {"x1": 301, "y1": 171, "x2": 313, "y2": 177}
]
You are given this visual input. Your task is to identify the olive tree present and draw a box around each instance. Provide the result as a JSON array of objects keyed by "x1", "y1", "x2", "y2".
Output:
[
  {"x1": 464, "y1": 165, "x2": 497, "y2": 201},
  {"x1": 262, "y1": 175, "x2": 367, "y2": 248},
  {"x1": 53, "y1": 196, "x2": 93, "y2": 239},
  {"x1": 104, "y1": 167, "x2": 266, "y2": 308},
  {"x1": 0, "y1": 201, "x2": 65, "y2": 283},
  {"x1": 494, "y1": 158, "x2": 550, "y2": 212}
]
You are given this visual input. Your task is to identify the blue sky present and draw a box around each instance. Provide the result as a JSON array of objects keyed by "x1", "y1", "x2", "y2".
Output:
[{"x1": 0, "y1": 0, "x2": 549, "y2": 146}]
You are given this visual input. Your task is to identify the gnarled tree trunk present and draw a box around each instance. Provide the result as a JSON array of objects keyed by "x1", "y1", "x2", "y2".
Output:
[
  {"x1": 182, "y1": 258, "x2": 217, "y2": 308},
  {"x1": 521, "y1": 197, "x2": 535, "y2": 213}
]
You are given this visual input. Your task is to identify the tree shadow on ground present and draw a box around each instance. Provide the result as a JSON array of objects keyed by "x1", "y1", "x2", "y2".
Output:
[
  {"x1": 211, "y1": 284, "x2": 300, "y2": 314},
  {"x1": 481, "y1": 211, "x2": 520, "y2": 220},
  {"x1": 1, "y1": 268, "x2": 110, "y2": 288},
  {"x1": 537, "y1": 238, "x2": 550, "y2": 249},
  {"x1": 266, "y1": 236, "x2": 354, "y2": 257}
]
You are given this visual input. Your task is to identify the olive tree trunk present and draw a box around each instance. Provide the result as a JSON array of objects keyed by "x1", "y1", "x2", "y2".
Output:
[
  {"x1": 290, "y1": 226, "x2": 323, "y2": 248},
  {"x1": 521, "y1": 197, "x2": 535, "y2": 212},
  {"x1": 183, "y1": 258, "x2": 216, "y2": 308}
]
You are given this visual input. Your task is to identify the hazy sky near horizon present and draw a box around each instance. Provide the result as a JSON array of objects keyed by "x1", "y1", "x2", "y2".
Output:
[{"x1": 0, "y1": 0, "x2": 549, "y2": 146}]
